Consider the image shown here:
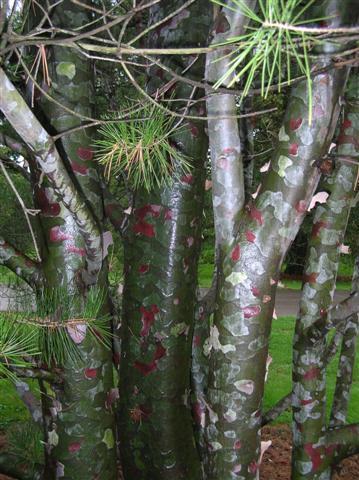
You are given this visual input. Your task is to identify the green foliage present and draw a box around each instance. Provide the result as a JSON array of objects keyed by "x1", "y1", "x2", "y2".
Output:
[
  {"x1": 6, "y1": 420, "x2": 44, "y2": 472},
  {"x1": 94, "y1": 104, "x2": 191, "y2": 192},
  {"x1": 0, "y1": 172, "x2": 33, "y2": 254},
  {"x1": 212, "y1": 0, "x2": 327, "y2": 122},
  {"x1": 0, "y1": 315, "x2": 39, "y2": 381},
  {"x1": 0, "y1": 287, "x2": 113, "y2": 376}
]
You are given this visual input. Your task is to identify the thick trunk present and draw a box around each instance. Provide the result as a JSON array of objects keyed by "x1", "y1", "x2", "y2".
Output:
[
  {"x1": 118, "y1": 2, "x2": 211, "y2": 479},
  {"x1": 204, "y1": 2, "x2": 350, "y2": 478},
  {"x1": 0, "y1": 2, "x2": 118, "y2": 478},
  {"x1": 291, "y1": 71, "x2": 359, "y2": 480}
]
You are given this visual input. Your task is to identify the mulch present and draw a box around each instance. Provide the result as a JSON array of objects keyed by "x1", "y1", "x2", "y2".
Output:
[
  {"x1": 1, "y1": 425, "x2": 358, "y2": 480},
  {"x1": 260, "y1": 424, "x2": 359, "y2": 480}
]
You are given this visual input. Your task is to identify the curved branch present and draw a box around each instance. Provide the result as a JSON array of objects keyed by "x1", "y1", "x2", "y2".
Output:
[
  {"x1": 0, "y1": 237, "x2": 43, "y2": 288},
  {"x1": 0, "y1": 67, "x2": 103, "y2": 284}
]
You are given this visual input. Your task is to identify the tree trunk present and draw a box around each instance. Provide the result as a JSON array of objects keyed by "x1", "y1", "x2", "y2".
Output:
[
  {"x1": 118, "y1": 2, "x2": 211, "y2": 479},
  {"x1": 1, "y1": 1, "x2": 118, "y2": 477},
  {"x1": 204, "y1": 2, "x2": 350, "y2": 478},
  {"x1": 291, "y1": 70, "x2": 359, "y2": 480}
]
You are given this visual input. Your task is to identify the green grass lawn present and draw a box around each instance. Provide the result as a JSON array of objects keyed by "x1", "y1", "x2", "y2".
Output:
[
  {"x1": 1, "y1": 316, "x2": 357, "y2": 430},
  {"x1": 263, "y1": 316, "x2": 359, "y2": 424}
]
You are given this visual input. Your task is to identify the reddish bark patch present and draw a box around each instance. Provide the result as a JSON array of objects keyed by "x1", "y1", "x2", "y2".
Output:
[
  {"x1": 251, "y1": 286, "x2": 260, "y2": 297},
  {"x1": 243, "y1": 305, "x2": 261, "y2": 319},
  {"x1": 304, "y1": 443, "x2": 322, "y2": 471},
  {"x1": 140, "y1": 305, "x2": 159, "y2": 337},
  {"x1": 260, "y1": 425, "x2": 359, "y2": 480},
  {"x1": 188, "y1": 122, "x2": 199, "y2": 137},
  {"x1": 289, "y1": 117, "x2": 303, "y2": 131},
  {"x1": 303, "y1": 367, "x2": 321, "y2": 380},
  {"x1": 164, "y1": 208, "x2": 173, "y2": 220},
  {"x1": 246, "y1": 230, "x2": 256, "y2": 242},
  {"x1": 77, "y1": 147, "x2": 94, "y2": 161},
  {"x1": 133, "y1": 220, "x2": 155, "y2": 238},
  {"x1": 342, "y1": 118, "x2": 352, "y2": 129},
  {"x1": 153, "y1": 343, "x2": 166, "y2": 361},
  {"x1": 138, "y1": 264, "x2": 150, "y2": 274},
  {"x1": 84, "y1": 368, "x2": 97, "y2": 379},
  {"x1": 193, "y1": 334, "x2": 201, "y2": 348},
  {"x1": 223, "y1": 147, "x2": 236, "y2": 155},
  {"x1": 133, "y1": 360, "x2": 157, "y2": 375},
  {"x1": 136, "y1": 204, "x2": 160, "y2": 220},
  {"x1": 66, "y1": 245, "x2": 86, "y2": 256},
  {"x1": 71, "y1": 161, "x2": 88, "y2": 175},
  {"x1": 68, "y1": 442, "x2": 81, "y2": 454},
  {"x1": 295, "y1": 200, "x2": 307, "y2": 214},
  {"x1": 231, "y1": 244, "x2": 241, "y2": 262},
  {"x1": 303, "y1": 272, "x2": 319, "y2": 284},
  {"x1": 312, "y1": 220, "x2": 328, "y2": 238},
  {"x1": 181, "y1": 174, "x2": 194, "y2": 184},
  {"x1": 214, "y1": 11, "x2": 230, "y2": 33},
  {"x1": 49, "y1": 226, "x2": 72, "y2": 243},
  {"x1": 36, "y1": 190, "x2": 61, "y2": 217},
  {"x1": 192, "y1": 401, "x2": 205, "y2": 426},
  {"x1": 289, "y1": 143, "x2": 299, "y2": 156},
  {"x1": 234, "y1": 440, "x2": 242, "y2": 450},
  {"x1": 248, "y1": 205, "x2": 263, "y2": 225}
]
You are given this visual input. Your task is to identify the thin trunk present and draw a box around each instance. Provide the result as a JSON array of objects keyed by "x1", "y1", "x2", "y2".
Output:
[
  {"x1": 118, "y1": 2, "x2": 211, "y2": 479},
  {"x1": 205, "y1": 2, "x2": 350, "y2": 478},
  {"x1": 192, "y1": 0, "x2": 256, "y2": 464},
  {"x1": 291, "y1": 70, "x2": 358, "y2": 480},
  {"x1": 330, "y1": 256, "x2": 359, "y2": 427}
]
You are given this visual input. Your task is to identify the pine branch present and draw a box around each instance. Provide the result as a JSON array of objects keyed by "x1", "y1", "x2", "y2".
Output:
[{"x1": 0, "y1": 237, "x2": 43, "y2": 287}]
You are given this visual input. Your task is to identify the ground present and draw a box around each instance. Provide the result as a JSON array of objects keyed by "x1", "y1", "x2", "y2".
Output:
[
  {"x1": 260, "y1": 425, "x2": 359, "y2": 480},
  {"x1": 1, "y1": 425, "x2": 358, "y2": 480}
]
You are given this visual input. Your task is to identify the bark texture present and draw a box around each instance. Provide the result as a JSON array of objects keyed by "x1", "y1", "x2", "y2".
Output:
[
  {"x1": 291, "y1": 70, "x2": 359, "y2": 480},
  {"x1": 204, "y1": 2, "x2": 350, "y2": 478},
  {"x1": 1, "y1": 2, "x2": 118, "y2": 478},
  {"x1": 118, "y1": 2, "x2": 211, "y2": 479}
]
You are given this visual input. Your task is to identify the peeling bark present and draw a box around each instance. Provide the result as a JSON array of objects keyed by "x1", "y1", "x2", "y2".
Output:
[
  {"x1": 118, "y1": 2, "x2": 211, "y2": 479},
  {"x1": 330, "y1": 256, "x2": 359, "y2": 427},
  {"x1": 204, "y1": 2, "x2": 350, "y2": 478},
  {"x1": 292, "y1": 69, "x2": 358, "y2": 480}
]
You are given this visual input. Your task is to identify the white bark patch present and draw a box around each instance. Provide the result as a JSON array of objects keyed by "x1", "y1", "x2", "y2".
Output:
[
  {"x1": 67, "y1": 323, "x2": 87, "y2": 344},
  {"x1": 234, "y1": 379, "x2": 254, "y2": 395},
  {"x1": 308, "y1": 192, "x2": 329, "y2": 212},
  {"x1": 260, "y1": 441, "x2": 272, "y2": 464},
  {"x1": 224, "y1": 409, "x2": 237, "y2": 423},
  {"x1": 204, "y1": 325, "x2": 236, "y2": 356},
  {"x1": 226, "y1": 271, "x2": 247, "y2": 286},
  {"x1": 277, "y1": 156, "x2": 293, "y2": 177},
  {"x1": 278, "y1": 126, "x2": 289, "y2": 141}
]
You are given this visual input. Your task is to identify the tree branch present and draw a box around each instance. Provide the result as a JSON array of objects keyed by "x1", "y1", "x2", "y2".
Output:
[
  {"x1": 0, "y1": 237, "x2": 43, "y2": 288},
  {"x1": 0, "y1": 67, "x2": 104, "y2": 285}
]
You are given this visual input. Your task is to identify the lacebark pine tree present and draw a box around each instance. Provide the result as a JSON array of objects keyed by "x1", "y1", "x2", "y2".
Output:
[
  {"x1": 292, "y1": 70, "x2": 359, "y2": 480},
  {"x1": 202, "y1": 1, "x2": 355, "y2": 478},
  {"x1": 118, "y1": 2, "x2": 211, "y2": 479},
  {"x1": 0, "y1": 2, "x2": 119, "y2": 478}
]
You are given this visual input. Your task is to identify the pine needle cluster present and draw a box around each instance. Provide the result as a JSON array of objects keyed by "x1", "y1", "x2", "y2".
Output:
[{"x1": 94, "y1": 104, "x2": 191, "y2": 191}]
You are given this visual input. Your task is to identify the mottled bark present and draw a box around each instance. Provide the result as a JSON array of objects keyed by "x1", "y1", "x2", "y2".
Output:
[
  {"x1": 291, "y1": 70, "x2": 358, "y2": 480},
  {"x1": 329, "y1": 78, "x2": 359, "y2": 429},
  {"x1": 204, "y1": 2, "x2": 349, "y2": 478},
  {"x1": 0, "y1": 67, "x2": 103, "y2": 284},
  {"x1": 0, "y1": 2, "x2": 119, "y2": 478},
  {"x1": 192, "y1": 1, "x2": 256, "y2": 463},
  {"x1": 0, "y1": 236, "x2": 43, "y2": 287},
  {"x1": 118, "y1": 2, "x2": 211, "y2": 479}
]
